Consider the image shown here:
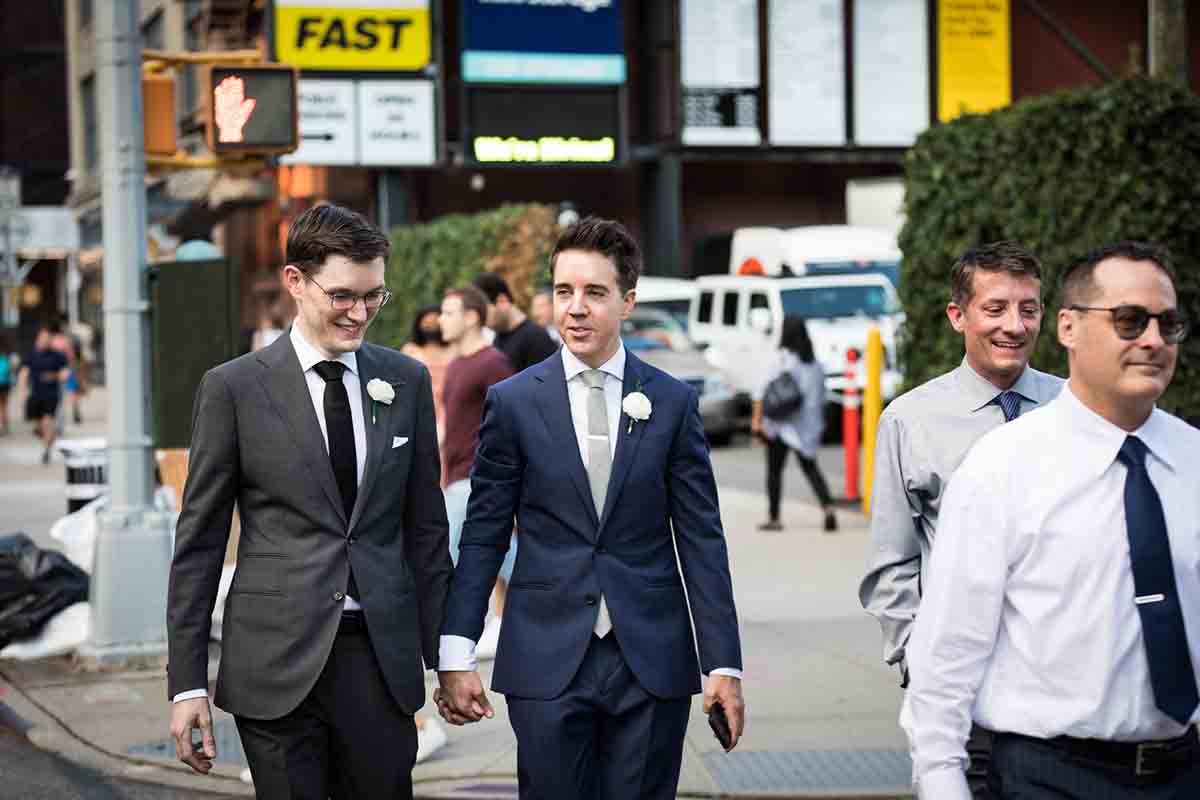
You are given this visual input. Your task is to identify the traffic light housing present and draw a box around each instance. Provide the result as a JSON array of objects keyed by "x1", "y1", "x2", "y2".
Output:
[{"x1": 204, "y1": 63, "x2": 299, "y2": 156}]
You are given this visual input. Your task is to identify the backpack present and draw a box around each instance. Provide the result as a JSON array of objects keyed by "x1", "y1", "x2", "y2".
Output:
[{"x1": 762, "y1": 369, "x2": 804, "y2": 420}]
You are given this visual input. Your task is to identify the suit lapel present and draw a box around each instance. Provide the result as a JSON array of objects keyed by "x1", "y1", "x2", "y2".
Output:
[
  {"x1": 533, "y1": 356, "x2": 600, "y2": 531},
  {"x1": 257, "y1": 335, "x2": 346, "y2": 527},
  {"x1": 349, "y1": 344, "x2": 400, "y2": 533},
  {"x1": 599, "y1": 352, "x2": 653, "y2": 532}
]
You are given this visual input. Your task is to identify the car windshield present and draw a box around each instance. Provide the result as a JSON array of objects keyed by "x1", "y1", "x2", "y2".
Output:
[
  {"x1": 779, "y1": 285, "x2": 896, "y2": 319},
  {"x1": 804, "y1": 260, "x2": 899, "y2": 287},
  {"x1": 637, "y1": 299, "x2": 691, "y2": 330}
]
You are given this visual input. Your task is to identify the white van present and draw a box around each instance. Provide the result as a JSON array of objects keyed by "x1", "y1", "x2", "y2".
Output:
[
  {"x1": 730, "y1": 225, "x2": 901, "y2": 288},
  {"x1": 689, "y1": 273, "x2": 904, "y2": 404}
]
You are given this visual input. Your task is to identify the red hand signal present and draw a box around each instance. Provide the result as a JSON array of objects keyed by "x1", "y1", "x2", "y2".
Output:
[{"x1": 214, "y1": 76, "x2": 257, "y2": 144}]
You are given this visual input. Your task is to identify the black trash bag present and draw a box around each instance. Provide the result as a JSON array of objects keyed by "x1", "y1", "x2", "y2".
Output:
[{"x1": 0, "y1": 533, "x2": 90, "y2": 650}]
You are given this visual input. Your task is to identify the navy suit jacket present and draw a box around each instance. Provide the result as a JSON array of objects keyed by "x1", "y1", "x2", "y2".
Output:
[{"x1": 441, "y1": 348, "x2": 742, "y2": 700}]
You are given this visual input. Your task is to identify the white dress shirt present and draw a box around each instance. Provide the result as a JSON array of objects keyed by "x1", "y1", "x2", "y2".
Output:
[
  {"x1": 902, "y1": 383, "x2": 1200, "y2": 799},
  {"x1": 173, "y1": 326, "x2": 369, "y2": 703},
  {"x1": 439, "y1": 344, "x2": 742, "y2": 680}
]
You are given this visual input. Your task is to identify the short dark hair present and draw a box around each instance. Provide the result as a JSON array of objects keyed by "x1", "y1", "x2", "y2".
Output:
[
  {"x1": 409, "y1": 304, "x2": 442, "y2": 347},
  {"x1": 779, "y1": 314, "x2": 815, "y2": 363},
  {"x1": 445, "y1": 285, "x2": 490, "y2": 328},
  {"x1": 1058, "y1": 241, "x2": 1178, "y2": 308},
  {"x1": 950, "y1": 240, "x2": 1043, "y2": 307},
  {"x1": 472, "y1": 272, "x2": 512, "y2": 304},
  {"x1": 285, "y1": 204, "x2": 390, "y2": 275},
  {"x1": 551, "y1": 216, "x2": 642, "y2": 295}
]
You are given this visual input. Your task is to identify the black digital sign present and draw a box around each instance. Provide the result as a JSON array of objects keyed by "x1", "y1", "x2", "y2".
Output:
[{"x1": 463, "y1": 86, "x2": 623, "y2": 165}]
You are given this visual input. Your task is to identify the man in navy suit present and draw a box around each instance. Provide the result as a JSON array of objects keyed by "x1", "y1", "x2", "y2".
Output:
[{"x1": 436, "y1": 217, "x2": 745, "y2": 798}]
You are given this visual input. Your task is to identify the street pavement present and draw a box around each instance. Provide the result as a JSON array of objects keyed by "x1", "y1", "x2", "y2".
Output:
[{"x1": 0, "y1": 387, "x2": 912, "y2": 798}]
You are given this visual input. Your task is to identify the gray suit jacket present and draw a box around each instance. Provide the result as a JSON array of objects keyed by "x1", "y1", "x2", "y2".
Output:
[{"x1": 167, "y1": 333, "x2": 451, "y2": 719}]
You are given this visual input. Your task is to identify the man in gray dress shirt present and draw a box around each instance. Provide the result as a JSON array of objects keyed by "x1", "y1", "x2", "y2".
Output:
[{"x1": 858, "y1": 241, "x2": 1063, "y2": 797}]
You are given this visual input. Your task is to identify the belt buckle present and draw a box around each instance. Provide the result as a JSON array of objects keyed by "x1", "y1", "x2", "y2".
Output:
[{"x1": 1135, "y1": 742, "x2": 1165, "y2": 776}]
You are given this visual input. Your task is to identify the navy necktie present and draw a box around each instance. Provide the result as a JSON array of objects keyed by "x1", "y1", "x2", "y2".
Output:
[
  {"x1": 1117, "y1": 436, "x2": 1199, "y2": 726},
  {"x1": 994, "y1": 391, "x2": 1022, "y2": 422}
]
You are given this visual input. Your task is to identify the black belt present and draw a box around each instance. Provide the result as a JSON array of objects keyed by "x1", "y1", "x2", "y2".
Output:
[{"x1": 1008, "y1": 727, "x2": 1199, "y2": 778}]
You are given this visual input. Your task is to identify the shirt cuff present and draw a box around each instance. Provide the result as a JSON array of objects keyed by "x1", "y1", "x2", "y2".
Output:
[
  {"x1": 438, "y1": 634, "x2": 478, "y2": 671},
  {"x1": 707, "y1": 668, "x2": 743, "y2": 680},
  {"x1": 917, "y1": 764, "x2": 971, "y2": 800},
  {"x1": 172, "y1": 689, "x2": 209, "y2": 703}
]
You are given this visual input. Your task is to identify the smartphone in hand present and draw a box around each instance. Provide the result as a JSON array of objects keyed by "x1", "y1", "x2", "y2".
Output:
[{"x1": 708, "y1": 701, "x2": 733, "y2": 751}]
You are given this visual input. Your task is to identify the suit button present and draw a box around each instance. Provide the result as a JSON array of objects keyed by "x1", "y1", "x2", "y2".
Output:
[
  {"x1": 334, "y1": 591, "x2": 345, "y2": 602},
  {"x1": 585, "y1": 595, "x2": 597, "y2": 606}
]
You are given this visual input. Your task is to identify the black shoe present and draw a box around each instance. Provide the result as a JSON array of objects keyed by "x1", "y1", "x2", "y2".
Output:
[
  {"x1": 41, "y1": 447, "x2": 51, "y2": 465},
  {"x1": 823, "y1": 511, "x2": 838, "y2": 532},
  {"x1": 758, "y1": 519, "x2": 783, "y2": 532}
]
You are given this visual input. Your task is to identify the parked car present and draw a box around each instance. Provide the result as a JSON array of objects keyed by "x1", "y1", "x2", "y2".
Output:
[
  {"x1": 622, "y1": 311, "x2": 738, "y2": 446},
  {"x1": 633, "y1": 276, "x2": 697, "y2": 333}
]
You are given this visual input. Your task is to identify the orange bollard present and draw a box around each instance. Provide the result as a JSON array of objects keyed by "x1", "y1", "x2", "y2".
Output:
[{"x1": 843, "y1": 348, "x2": 861, "y2": 502}]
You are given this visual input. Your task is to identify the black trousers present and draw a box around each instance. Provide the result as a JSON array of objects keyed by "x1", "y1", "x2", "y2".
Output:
[
  {"x1": 235, "y1": 613, "x2": 418, "y2": 800},
  {"x1": 989, "y1": 731, "x2": 1200, "y2": 799},
  {"x1": 765, "y1": 436, "x2": 833, "y2": 518},
  {"x1": 506, "y1": 634, "x2": 691, "y2": 800}
]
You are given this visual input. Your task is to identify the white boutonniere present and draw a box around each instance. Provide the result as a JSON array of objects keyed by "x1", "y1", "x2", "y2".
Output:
[
  {"x1": 622, "y1": 385, "x2": 651, "y2": 434},
  {"x1": 366, "y1": 378, "x2": 395, "y2": 424}
]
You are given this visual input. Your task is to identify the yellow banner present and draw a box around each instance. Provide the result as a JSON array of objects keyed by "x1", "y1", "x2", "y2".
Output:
[
  {"x1": 274, "y1": 5, "x2": 431, "y2": 71},
  {"x1": 938, "y1": 0, "x2": 1011, "y2": 122}
]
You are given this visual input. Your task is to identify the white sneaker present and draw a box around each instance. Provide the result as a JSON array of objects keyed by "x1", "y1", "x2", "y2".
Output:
[
  {"x1": 415, "y1": 717, "x2": 448, "y2": 764},
  {"x1": 475, "y1": 615, "x2": 502, "y2": 660}
]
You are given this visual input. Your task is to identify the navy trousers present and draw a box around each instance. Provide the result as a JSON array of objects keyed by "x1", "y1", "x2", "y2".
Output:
[
  {"x1": 506, "y1": 634, "x2": 692, "y2": 800},
  {"x1": 989, "y1": 732, "x2": 1200, "y2": 799}
]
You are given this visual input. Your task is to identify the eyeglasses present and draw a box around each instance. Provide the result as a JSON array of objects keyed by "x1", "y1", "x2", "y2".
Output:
[
  {"x1": 1068, "y1": 304, "x2": 1189, "y2": 344},
  {"x1": 307, "y1": 274, "x2": 391, "y2": 311}
]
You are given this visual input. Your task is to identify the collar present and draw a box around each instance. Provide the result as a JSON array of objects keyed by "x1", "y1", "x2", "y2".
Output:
[
  {"x1": 290, "y1": 324, "x2": 358, "y2": 376},
  {"x1": 1057, "y1": 382, "x2": 1176, "y2": 472},
  {"x1": 561, "y1": 342, "x2": 625, "y2": 385},
  {"x1": 957, "y1": 358, "x2": 1042, "y2": 413}
]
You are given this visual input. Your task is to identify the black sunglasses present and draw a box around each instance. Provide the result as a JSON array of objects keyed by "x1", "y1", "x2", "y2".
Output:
[{"x1": 1068, "y1": 304, "x2": 1189, "y2": 344}]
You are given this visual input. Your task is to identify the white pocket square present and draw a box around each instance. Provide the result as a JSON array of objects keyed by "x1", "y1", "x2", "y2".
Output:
[{"x1": 392, "y1": 436, "x2": 409, "y2": 449}]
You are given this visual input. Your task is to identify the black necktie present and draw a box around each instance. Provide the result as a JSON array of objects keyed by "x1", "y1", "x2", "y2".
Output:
[
  {"x1": 312, "y1": 360, "x2": 359, "y2": 599},
  {"x1": 994, "y1": 391, "x2": 1022, "y2": 422},
  {"x1": 1117, "y1": 436, "x2": 1199, "y2": 726}
]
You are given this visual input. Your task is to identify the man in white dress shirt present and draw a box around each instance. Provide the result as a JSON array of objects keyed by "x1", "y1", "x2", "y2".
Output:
[{"x1": 902, "y1": 241, "x2": 1200, "y2": 799}]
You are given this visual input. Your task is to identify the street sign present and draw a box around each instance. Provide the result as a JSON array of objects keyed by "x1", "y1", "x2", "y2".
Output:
[
  {"x1": 358, "y1": 80, "x2": 436, "y2": 166},
  {"x1": 280, "y1": 79, "x2": 358, "y2": 166},
  {"x1": 273, "y1": 0, "x2": 432, "y2": 72},
  {"x1": 204, "y1": 63, "x2": 300, "y2": 156},
  {"x1": 0, "y1": 207, "x2": 80, "y2": 254}
]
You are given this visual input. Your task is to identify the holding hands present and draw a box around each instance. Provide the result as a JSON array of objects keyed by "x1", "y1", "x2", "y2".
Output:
[{"x1": 435, "y1": 670, "x2": 494, "y2": 726}]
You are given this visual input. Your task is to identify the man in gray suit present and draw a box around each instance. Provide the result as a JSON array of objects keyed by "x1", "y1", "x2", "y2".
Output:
[
  {"x1": 167, "y1": 205, "x2": 451, "y2": 799},
  {"x1": 859, "y1": 241, "x2": 1063, "y2": 798}
]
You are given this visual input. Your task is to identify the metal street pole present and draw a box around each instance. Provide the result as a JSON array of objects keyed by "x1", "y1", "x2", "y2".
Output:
[{"x1": 80, "y1": 0, "x2": 173, "y2": 663}]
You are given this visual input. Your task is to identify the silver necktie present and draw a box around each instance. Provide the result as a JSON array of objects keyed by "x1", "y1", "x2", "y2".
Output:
[{"x1": 580, "y1": 369, "x2": 613, "y2": 637}]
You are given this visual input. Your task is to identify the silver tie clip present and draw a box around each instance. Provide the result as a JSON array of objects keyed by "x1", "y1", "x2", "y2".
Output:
[{"x1": 1135, "y1": 594, "x2": 1166, "y2": 605}]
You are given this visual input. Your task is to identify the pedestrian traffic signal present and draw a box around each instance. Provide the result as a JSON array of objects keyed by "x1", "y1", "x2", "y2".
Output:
[{"x1": 204, "y1": 63, "x2": 300, "y2": 156}]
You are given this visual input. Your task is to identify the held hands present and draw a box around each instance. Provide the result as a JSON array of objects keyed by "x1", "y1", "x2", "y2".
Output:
[
  {"x1": 703, "y1": 674, "x2": 746, "y2": 751},
  {"x1": 435, "y1": 670, "x2": 494, "y2": 726},
  {"x1": 170, "y1": 697, "x2": 217, "y2": 774}
]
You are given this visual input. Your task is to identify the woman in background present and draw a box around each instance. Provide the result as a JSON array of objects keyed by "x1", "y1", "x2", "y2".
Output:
[
  {"x1": 402, "y1": 305, "x2": 453, "y2": 439},
  {"x1": 751, "y1": 314, "x2": 837, "y2": 532}
]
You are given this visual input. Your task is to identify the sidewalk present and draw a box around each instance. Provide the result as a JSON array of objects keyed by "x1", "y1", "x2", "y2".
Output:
[{"x1": 0, "y1": 386, "x2": 911, "y2": 799}]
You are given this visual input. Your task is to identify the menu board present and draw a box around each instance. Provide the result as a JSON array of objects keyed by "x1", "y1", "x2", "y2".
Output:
[
  {"x1": 769, "y1": 0, "x2": 845, "y2": 146},
  {"x1": 681, "y1": 0, "x2": 761, "y2": 146},
  {"x1": 854, "y1": 0, "x2": 929, "y2": 145}
]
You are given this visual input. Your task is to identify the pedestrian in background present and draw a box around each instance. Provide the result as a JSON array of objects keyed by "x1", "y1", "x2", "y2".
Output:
[
  {"x1": 859, "y1": 241, "x2": 1062, "y2": 797},
  {"x1": 18, "y1": 323, "x2": 69, "y2": 463},
  {"x1": 530, "y1": 287, "x2": 561, "y2": 344},
  {"x1": 0, "y1": 331, "x2": 15, "y2": 436},
  {"x1": 903, "y1": 242, "x2": 1199, "y2": 799},
  {"x1": 250, "y1": 312, "x2": 285, "y2": 353},
  {"x1": 49, "y1": 319, "x2": 79, "y2": 431},
  {"x1": 472, "y1": 272, "x2": 559, "y2": 373},
  {"x1": 751, "y1": 314, "x2": 837, "y2": 533},
  {"x1": 438, "y1": 285, "x2": 515, "y2": 658},
  {"x1": 402, "y1": 304, "x2": 454, "y2": 439}
]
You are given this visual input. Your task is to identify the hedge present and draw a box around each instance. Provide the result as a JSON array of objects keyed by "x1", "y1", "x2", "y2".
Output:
[
  {"x1": 899, "y1": 77, "x2": 1200, "y2": 418},
  {"x1": 369, "y1": 203, "x2": 557, "y2": 350}
]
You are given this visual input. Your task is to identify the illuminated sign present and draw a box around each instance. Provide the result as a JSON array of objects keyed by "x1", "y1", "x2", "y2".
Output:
[
  {"x1": 461, "y1": 0, "x2": 624, "y2": 84},
  {"x1": 274, "y1": 1, "x2": 431, "y2": 71},
  {"x1": 464, "y1": 86, "x2": 622, "y2": 165},
  {"x1": 205, "y1": 64, "x2": 299, "y2": 155},
  {"x1": 473, "y1": 136, "x2": 615, "y2": 164}
]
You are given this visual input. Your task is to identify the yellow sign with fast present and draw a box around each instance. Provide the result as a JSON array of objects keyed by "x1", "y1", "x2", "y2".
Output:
[{"x1": 274, "y1": 2, "x2": 431, "y2": 71}]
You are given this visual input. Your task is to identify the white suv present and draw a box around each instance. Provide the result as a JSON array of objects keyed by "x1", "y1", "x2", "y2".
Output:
[{"x1": 688, "y1": 273, "x2": 904, "y2": 404}]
